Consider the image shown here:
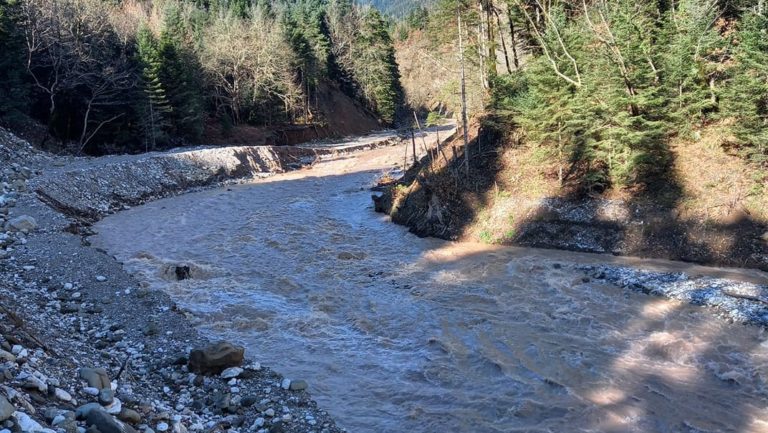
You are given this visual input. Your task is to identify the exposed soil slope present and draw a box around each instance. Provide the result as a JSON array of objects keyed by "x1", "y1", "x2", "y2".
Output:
[
  {"x1": 375, "y1": 122, "x2": 768, "y2": 271},
  {"x1": 204, "y1": 82, "x2": 380, "y2": 147}
]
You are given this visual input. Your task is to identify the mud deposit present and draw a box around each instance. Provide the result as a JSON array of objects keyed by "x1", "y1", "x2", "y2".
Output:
[{"x1": 93, "y1": 137, "x2": 768, "y2": 433}]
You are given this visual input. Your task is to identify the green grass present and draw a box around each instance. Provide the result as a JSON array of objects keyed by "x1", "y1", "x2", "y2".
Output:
[{"x1": 478, "y1": 230, "x2": 494, "y2": 244}]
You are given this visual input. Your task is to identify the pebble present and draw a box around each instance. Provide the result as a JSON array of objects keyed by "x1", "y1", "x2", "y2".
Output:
[
  {"x1": 99, "y1": 388, "x2": 115, "y2": 405},
  {"x1": 0, "y1": 350, "x2": 15, "y2": 363},
  {"x1": 54, "y1": 388, "x2": 73, "y2": 402},
  {"x1": 104, "y1": 398, "x2": 122, "y2": 415},
  {"x1": 86, "y1": 409, "x2": 136, "y2": 433},
  {"x1": 264, "y1": 408, "x2": 275, "y2": 417},
  {"x1": 117, "y1": 408, "x2": 141, "y2": 425},
  {"x1": 83, "y1": 387, "x2": 100, "y2": 396},
  {"x1": 78, "y1": 367, "x2": 111, "y2": 389},
  {"x1": 96, "y1": 275, "x2": 107, "y2": 282},
  {"x1": 157, "y1": 422, "x2": 169, "y2": 432},
  {"x1": 23, "y1": 376, "x2": 47, "y2": 393},
  {"x1": 4, "y1": 215, "x2": 37, "y2": 232},
  {"x1": 0, "y1": 396, "x2": 14, "y2": 421},
  {"x1": 13, "y1": 411, "x2": 50, "y2": 432},
  {"x1": 280, "y1": 379, "x2": 291, "y2": 390},
  {"x1": 188, "y1": 342, "x2": 245, "y2": 374},
  {"x1": 288, "y1": 380, "x2": 308, "y2": 391},
  {"x1": 75, "y1": 403, "x2": 104, "y2": 420},
  {"x1": 220, "y1": 367, "x2": 242, "y2": 379}
]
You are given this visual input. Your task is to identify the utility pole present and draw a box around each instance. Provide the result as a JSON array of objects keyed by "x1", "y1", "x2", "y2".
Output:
[{"x1": 458, "y1": 5, "x2": 469, "y2": 174}]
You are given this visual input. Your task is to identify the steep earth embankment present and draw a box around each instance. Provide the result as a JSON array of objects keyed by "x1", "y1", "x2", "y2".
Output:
[
  {"x1": 0, "y1": 126, "x2": 407, "y2": 433},
  {"x1": 375, "y1": 122, "x2": 768, "y2": 271},
  {"x1": 34, "y1": 132, "x2": 401, "y2": 222},
  {"x1": 203, "y1": 83, "x2": 381, "y2": 147}
]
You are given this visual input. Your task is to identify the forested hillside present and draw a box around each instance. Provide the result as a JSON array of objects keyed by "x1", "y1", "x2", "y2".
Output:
[
  {"x1": 0, "y1": 0, "x2": 403, "y2": 154},
  {"x1": 396, "y1": 0, "x2": 767, "y2": 192},
  {"x1": 382, "y1": 0, "x2": 768, "y2": 268},
  {"x1": 362, "y1": 0, "x2": 433, "y2": 17}
]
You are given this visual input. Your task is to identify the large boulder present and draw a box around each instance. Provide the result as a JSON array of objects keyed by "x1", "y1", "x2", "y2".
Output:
[
  {"x1": 4, "y1": 215, "x2": 37, "y2": 232},
  {"x1": 78, "y1": 367, "x2": 111, "y2": 390},
  {"x1": 188, "y1": 342, "x2": 245, "y2": 374},
  {"x1": 0, "y1": 396, "x2": 14, "y2": 421},
  {"x1": 85, "y1": 408, "x2": 137, "y2": 433}
]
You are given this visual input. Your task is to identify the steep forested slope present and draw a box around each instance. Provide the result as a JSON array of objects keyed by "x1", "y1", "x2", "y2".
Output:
[
  {"x1": 381, "y1": 0, "x2": 768, "y2": 269},
  {"x1": 0, "y1": 0, "x2": 403, "y2": 154},
  {"x1": 362, "y1": 0, "x2": 434, "y2": 17}
]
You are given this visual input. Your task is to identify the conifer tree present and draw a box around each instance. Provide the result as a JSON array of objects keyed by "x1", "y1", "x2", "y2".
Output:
[
  {"x1": 661, "y1": 0, "x2": 722, "y2": 134},
  {"x1": 136, "y1": 25, "x2": 172, "y2": 149},
  {"x1": 724, "y1": 8, "x2": 768, "y2": 165},
  {"x1": 352, "y1": 8, "x2": 402, "y2": 124},
  {"x1": 158, "y1": 4, "x2": 204, "y2": 142}
]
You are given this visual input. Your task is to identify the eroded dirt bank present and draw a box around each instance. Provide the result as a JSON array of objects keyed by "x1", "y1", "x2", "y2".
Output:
[
  {"x1": 375, "y1": 124, "x2": 768, "y2": 271},
  {"x1": 34, "y1": 131, "x2": 402, "y2": 222}
]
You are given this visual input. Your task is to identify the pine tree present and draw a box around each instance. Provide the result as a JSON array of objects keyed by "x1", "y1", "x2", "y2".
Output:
[
  {"x1": 353, "y1": 8, "x2": 402, "y2": 124},
  {"x1": 724, "y1": 8, "x2": 768, "y2": 165},
  {"x1": 136, "y1": 25, "x2": 172, "y2": 150},
  {"x1": 158, "y1": 4, "x2": 205, "y2": 142},
  {"x1": 580, "y1": 0, "x2": 669, "y2": 186},
  {"x1": 661, "y1": 0, "x2": 723, "y2": 134}
]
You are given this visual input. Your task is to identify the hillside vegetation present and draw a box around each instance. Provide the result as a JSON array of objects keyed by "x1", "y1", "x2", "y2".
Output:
[
  {"x1": 397, "y1": 0, "x2": 767, "y2": 184},
  {"x1": 0, "y1": 0, "x2": 403, "y2": 154},
  {"x1": 382, "y1": 0, "x2": 768, "y2": 269}
]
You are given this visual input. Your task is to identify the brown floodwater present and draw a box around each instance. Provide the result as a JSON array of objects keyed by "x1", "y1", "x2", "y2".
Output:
[{"x1": 93, "y1": 131, "x2": 768, "y2": 433}]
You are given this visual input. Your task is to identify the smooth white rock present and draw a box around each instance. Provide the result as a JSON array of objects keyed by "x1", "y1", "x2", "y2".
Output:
[
  {"x1": 104, "y1": 398, "x2": 122, "y2": 415},
  {"x1": 54, "y1": 388, "x2": 72, "y2": 402},
  {"x1": 13, "y1": 411, "x2": 55, "y2": 433},
  {"x1": 220, "y1": 367, "x2": 242, "y2": 379}
]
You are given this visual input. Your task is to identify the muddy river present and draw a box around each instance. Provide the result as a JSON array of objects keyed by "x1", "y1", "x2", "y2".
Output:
[{"x1": 92, "y1": 131, "x2": 768, "y2": 433}]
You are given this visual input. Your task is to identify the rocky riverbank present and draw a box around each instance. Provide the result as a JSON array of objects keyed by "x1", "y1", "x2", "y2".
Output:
[
  {"x1": 581, "y1": 265, "x2": 768, "y2": 326},
  {"x1": 0, "y1": 127, "x2": 406, "y2": 433}
]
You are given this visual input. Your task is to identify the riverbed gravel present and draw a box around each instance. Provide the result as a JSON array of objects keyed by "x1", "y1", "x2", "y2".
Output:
[
  {"x1": 1, "y1": 128, "x2": 349, "y2": 433},
  {"x1": 582, "y1": 264, "x2": 768, "y2": 326}
]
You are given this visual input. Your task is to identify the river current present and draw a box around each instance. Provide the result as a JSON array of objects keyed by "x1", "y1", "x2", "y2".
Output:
[{"x1": 93, "y1": 132, "x2": 768, "y2": 433}]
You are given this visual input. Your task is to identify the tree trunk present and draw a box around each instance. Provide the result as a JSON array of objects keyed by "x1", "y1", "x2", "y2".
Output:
[
  {"x1": 507, "y1": 6, "x2": 520, "y2": 69},
  {"x1": 458, "y1": 9, "x2": 470, "y2": 174},
  {"x1": 494, "y1": 9, "x2": 512, "y2": 74}
]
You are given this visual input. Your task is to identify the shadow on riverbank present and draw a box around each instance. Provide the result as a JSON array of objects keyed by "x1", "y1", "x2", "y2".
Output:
[{"x1": 374, "y1": 119, "x2": 768, "y2": 271}]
